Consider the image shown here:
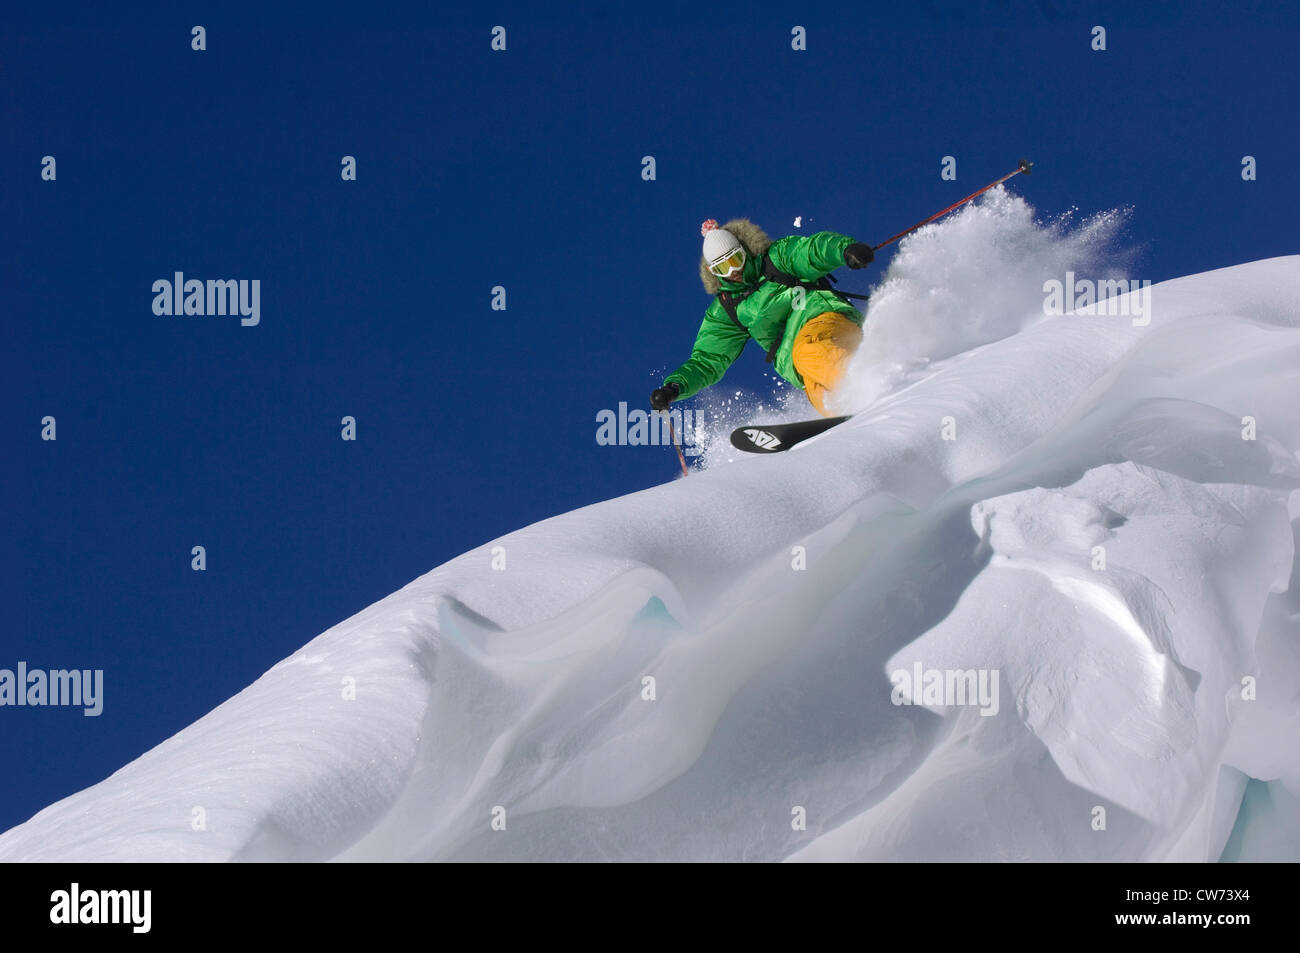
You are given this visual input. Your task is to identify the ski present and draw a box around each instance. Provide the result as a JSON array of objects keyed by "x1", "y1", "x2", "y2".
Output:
[{"x1": 729, "y1": 415, "x2": 853, "y2": 453}]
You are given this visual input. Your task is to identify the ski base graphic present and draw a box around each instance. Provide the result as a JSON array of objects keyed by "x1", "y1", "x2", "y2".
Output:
[{"x1": 729, "y1": 415, "x2": 853, "y2": 453}]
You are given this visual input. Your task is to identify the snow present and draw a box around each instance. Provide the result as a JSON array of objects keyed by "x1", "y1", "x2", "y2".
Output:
[{"x1": 3, "y1": 193, "x2": 1297, "y2": 861}]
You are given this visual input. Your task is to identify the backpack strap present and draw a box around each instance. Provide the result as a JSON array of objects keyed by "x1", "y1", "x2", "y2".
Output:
[
  {"x1": 718, "y1": 287, "x2": 783, "y2": 364},
  {"x1": 762, "y1": 252, "x2": 871, "y2": 301},
  {"x1": 716, "y1": 289, "x2": 750, "y2": 330}
]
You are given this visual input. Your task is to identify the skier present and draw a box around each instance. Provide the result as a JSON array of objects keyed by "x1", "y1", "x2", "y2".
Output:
[{"x1": 651, "y1": 219, "x2": 876, "y2": 417}]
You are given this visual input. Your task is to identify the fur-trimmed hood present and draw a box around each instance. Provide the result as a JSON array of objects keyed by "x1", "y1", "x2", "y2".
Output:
[{"x1": 699, "y1": 218, "x2": 773, "y2": 295}]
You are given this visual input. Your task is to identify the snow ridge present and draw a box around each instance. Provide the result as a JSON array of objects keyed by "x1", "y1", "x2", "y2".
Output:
[{"x1": 3, "y1": 196, "x2": 1297, "y2": 861}]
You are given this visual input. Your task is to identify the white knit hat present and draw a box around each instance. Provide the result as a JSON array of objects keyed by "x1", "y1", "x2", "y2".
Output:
[{"x1": 701, "y1": 219, "x2": 742, "y2": 264}]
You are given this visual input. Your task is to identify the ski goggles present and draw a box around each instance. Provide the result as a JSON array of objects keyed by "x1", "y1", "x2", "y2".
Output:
[{"x1": 709, "y1": 248, "x2": 746, "y2": 277}]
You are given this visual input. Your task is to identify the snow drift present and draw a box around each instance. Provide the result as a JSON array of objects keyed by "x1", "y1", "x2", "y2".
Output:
[{"x1": 3, "y1": 194, "x2": 1298, "y2": 862}]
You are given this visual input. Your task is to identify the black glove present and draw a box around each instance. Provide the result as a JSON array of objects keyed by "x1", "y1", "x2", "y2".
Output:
[
  {"x1": 650, "y1": 381, "x2": 680, "y2": 411},
  {"x1": 843, "y1": 243, "x2": 875, "y2": 269}
]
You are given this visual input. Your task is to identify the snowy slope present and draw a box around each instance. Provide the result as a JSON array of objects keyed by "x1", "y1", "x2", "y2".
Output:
[{"x1": 3, "y1": 196, "x2": 1297, "y2": 862}]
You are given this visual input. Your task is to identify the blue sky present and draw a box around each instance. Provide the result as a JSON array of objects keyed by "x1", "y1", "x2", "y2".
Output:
[{"x1": 3, "y1": 0, "x2": 1297, "y2": 833}]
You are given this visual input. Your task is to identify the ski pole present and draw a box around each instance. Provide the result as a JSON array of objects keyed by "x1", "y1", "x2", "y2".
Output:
[
  {"x1": 872, "y1": 158, "x2": 1033, "y2": 251},
  {"x1": 663, "y1": 411, "x2": 689, "y2": 477}
]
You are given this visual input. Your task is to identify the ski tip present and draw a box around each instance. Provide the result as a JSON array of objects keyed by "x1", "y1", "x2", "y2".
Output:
[
  {"x1": 1018, "y1": 158, "x2": 1033, "y2": 175},
  {"x1": 729, "y1": 416, "x2": 854, "y2": 454}
]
